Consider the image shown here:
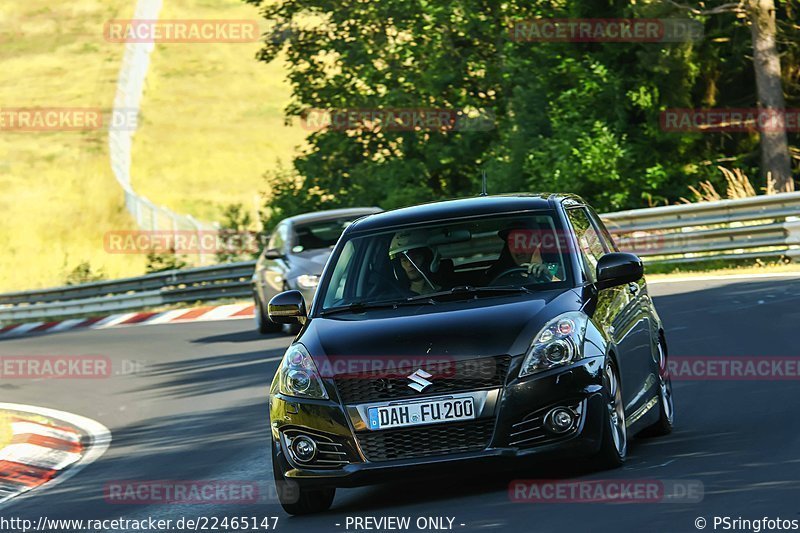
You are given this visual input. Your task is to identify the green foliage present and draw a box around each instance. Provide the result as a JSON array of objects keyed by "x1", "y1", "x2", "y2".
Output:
[
  {"x1": 145, "y1": 251, "x2": 189, "y2": 274},
  {"x1": 246, "y1": 0, "x2": 800, "y2": 221},
  {"x1": 64, "y1": 261, "x2": 106, "y2": 286},
  {"x1": 216, "y1": 203, "x2": 261, "y2": 263},
  {"x1": 220, "y1": 203, "x2": 253, "y2": 235}
]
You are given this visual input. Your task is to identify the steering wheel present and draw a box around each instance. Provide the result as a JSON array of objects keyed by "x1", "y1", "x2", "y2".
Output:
[{"x1": 489, "y1": 266, "x2": 550, "y2": 286}]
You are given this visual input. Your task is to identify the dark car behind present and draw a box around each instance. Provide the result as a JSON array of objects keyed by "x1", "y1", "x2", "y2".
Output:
[{"x1": 252, "y1": 207, "x2": 382, "y2": 333}]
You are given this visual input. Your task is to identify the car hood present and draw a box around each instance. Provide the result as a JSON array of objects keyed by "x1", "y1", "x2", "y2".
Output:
[{"x1": 302, "y1": 288, "x2": 583, "y2": 370}]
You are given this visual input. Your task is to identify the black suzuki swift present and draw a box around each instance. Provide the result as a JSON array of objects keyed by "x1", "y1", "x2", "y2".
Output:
[{"x1": 267, "y1": 194, "x2": 674, "y2": 514}]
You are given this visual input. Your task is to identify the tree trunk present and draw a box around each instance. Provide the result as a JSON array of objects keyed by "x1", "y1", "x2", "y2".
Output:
[{"x1": 748, "y1": 0, "x2": 794, "y2": 192}]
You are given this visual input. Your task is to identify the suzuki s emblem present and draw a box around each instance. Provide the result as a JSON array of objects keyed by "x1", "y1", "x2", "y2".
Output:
[{"x1": 407, "y1": 369, "x2": 433, "y2": 392}]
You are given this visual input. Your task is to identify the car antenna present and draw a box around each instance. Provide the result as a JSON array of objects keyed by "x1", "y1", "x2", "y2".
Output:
[{"x1": 479, "y1": 170, "x2": 488, "y2": 196}]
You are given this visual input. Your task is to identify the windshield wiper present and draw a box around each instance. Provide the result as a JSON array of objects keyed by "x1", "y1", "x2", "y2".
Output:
[
  {"x1": 405, "y1": 285, "x2": 533, "y2": 302},
  {"x1": 321, "y1": 286, "x2": 533, "y2": 315},
  {"x1": 320, "y1": 298, "x2": 435, "y2": 316}
]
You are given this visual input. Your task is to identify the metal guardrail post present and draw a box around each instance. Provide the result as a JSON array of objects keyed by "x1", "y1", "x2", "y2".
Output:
[{"x1": 187, "y1": 215, "x2": 205, "y2": 266}]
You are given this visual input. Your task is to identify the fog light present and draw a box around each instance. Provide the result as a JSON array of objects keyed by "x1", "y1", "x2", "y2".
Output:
[
  {"x1": 291, "y1": 436, "x2": 317, "y2": 462},
  {"x1": 545, "y1": 407, "x2": 576, "y2": 434}
]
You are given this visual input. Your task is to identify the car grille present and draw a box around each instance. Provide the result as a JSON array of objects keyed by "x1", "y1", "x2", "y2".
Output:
[
  {"x1": 333, "y1": 356, "x2": 511, "y2": 405},
  {"x1": 356, "y1": 419, "x2": 495, "y2": 462},
  {"x1": 508, "y1": 399, "x2": 583, "y2": 448}
]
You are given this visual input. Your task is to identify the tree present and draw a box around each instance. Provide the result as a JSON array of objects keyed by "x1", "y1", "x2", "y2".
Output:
[
  {"x1": 145, "y1": 250, "x2": 189, "y2": 273},
  {"x1": 64, "y1": 261, "x2": 106, "y2": 285},
  {"x1": 246, "y1": 0, "x2": 799, "y2": 221},
  {"x1": 216, "y1": 203, "x2": 260, "y2": 263},
  {"x1": 669, "y1": 0, "x2": 795, "y2": 192},
  {"x1": 748, "y1": 0, "x2": 793, "y2": 191}
]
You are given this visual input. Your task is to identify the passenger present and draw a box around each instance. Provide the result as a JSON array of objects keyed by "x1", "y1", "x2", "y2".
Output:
[{"x1": 389, "y1": 232, "x2": 441, "y2": 296}]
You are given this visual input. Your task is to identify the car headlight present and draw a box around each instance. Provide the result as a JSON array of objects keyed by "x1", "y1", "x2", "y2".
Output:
[
  {"x1": 519, "y1": 311, "x2": 589, "y2": 378},
  {"x1": 296, "y1": 275, "x2": 320, "y2": 289},
  {"x1": 278, "y1": 344, "x2": 328, "y2": 399}
]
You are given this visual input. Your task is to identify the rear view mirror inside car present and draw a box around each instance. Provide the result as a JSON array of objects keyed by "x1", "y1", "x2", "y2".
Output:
[{"x1": 428, "y1": 229, "x2": 472, "y2": 246}]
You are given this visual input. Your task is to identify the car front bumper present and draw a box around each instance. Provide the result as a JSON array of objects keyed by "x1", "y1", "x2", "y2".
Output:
[{"x1": 269, "y1": 355, "x2": 607, "y2": 488}]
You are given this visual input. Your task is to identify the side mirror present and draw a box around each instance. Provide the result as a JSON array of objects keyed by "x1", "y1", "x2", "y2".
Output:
[
  {"x1": 263, "y1": 248, "x2": 284, "y2": 260},
  {"x1": 268, "y1": 290, "x2": 308, "y2": 324},
  {"x1": 596, "y1": 252, "x2": 644, "y2": 290}
]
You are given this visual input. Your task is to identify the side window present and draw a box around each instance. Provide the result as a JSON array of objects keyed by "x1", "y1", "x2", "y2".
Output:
[
  {"x1": 587, "y1": 207, "x2": 618, "y2": 252},
  {"x1": 566, "y1": 208, "x2": 605, "y2": 283},
  {"x1": 323, "y1": 240, "x2": 356, "y2": 308},
  {"x1": 268, "y1": 223, "x2": 288, "y2": 252}
]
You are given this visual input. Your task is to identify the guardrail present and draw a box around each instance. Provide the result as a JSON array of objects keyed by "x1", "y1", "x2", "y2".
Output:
[
  {"x1": 2, "y1": 192, "x2": 799, "y2": 323},
  {"x1": 603, "y1": 191, "x2": 800, "y2": 263},
  {"x1": 0, "y1": 262, "x2": 256, "y2": 322}
]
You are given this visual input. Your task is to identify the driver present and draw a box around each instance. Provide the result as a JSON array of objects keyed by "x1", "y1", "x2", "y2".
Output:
[
  {"x1": 484, "y1": 223, "x2": 557, "y2": 284},
  {"x1": 389, "y1": 231, "x2": 441, "y2": 296}
]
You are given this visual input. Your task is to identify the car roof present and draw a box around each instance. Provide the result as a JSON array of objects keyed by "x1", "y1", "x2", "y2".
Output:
[
  {"x1": 347, "y1": 194, "x2": 585, "y2": 233},
  {"x1": 284, "y1": 207, "x2": 383, "y2": 226}
]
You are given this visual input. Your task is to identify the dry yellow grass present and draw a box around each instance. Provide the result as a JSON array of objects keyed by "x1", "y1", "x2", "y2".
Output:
[
  {"x1": 131, "y1": 0, "x2": 307, "y2": 221},
  {"x1": 0, "y1": 0, "x2": 304, "y2": 292},
  {"x1": 0, "y1": 0, "x2": 145, "y2": 291}
]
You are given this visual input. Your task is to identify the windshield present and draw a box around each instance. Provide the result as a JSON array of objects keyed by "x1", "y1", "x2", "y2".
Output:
[
  {"x1": 293, "y1": 217, "x2": 363, "y2": 252},
  {"x1": 318, "y1": 212, "x2": 572, "y2": 312}
]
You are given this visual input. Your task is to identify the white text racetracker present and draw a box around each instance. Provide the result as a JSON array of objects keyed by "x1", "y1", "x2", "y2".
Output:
[
  {"x1": 338, "y1": 516, "x2": 464, "y2": 530},
  {"x1": 367, "y1": 396, "x2": 476, "y2": 430}
]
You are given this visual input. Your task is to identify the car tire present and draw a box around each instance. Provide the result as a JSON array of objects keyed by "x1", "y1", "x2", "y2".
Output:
[
  {"x1": 255, "y1": 296, "x2": 282, "y2": 334},
  {"x1": 271, "y1": 446, "x2": 335, "y2": 515},
  {"x1": 595, "y1": 358, "x2": 627, "y2": 469},
  {"x1": 641, "y1": 338, "x2": 674, "y2": 437}
]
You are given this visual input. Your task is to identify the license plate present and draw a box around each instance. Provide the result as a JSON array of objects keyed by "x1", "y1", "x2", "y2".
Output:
[{"x1": 367, "y1": 396, "x2": 476, "y2": 430}]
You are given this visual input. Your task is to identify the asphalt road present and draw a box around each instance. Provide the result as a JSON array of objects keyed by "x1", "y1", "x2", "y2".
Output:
[{"x1": 2, "y1": 275, "x2": 800, "y2": 533}]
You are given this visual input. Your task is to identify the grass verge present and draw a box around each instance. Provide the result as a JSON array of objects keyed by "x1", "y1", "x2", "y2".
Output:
[{"x1": 646, "y1": 257, "x2": 800, "y2": 280}]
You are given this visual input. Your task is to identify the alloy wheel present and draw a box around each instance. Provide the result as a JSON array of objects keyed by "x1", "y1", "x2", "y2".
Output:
[
  {"x1": 604, "y1": 361, "x2": 627, "y2": 458},
  {"x1": 657, "y1": 341, "x2": 674, "y2": 425}
]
